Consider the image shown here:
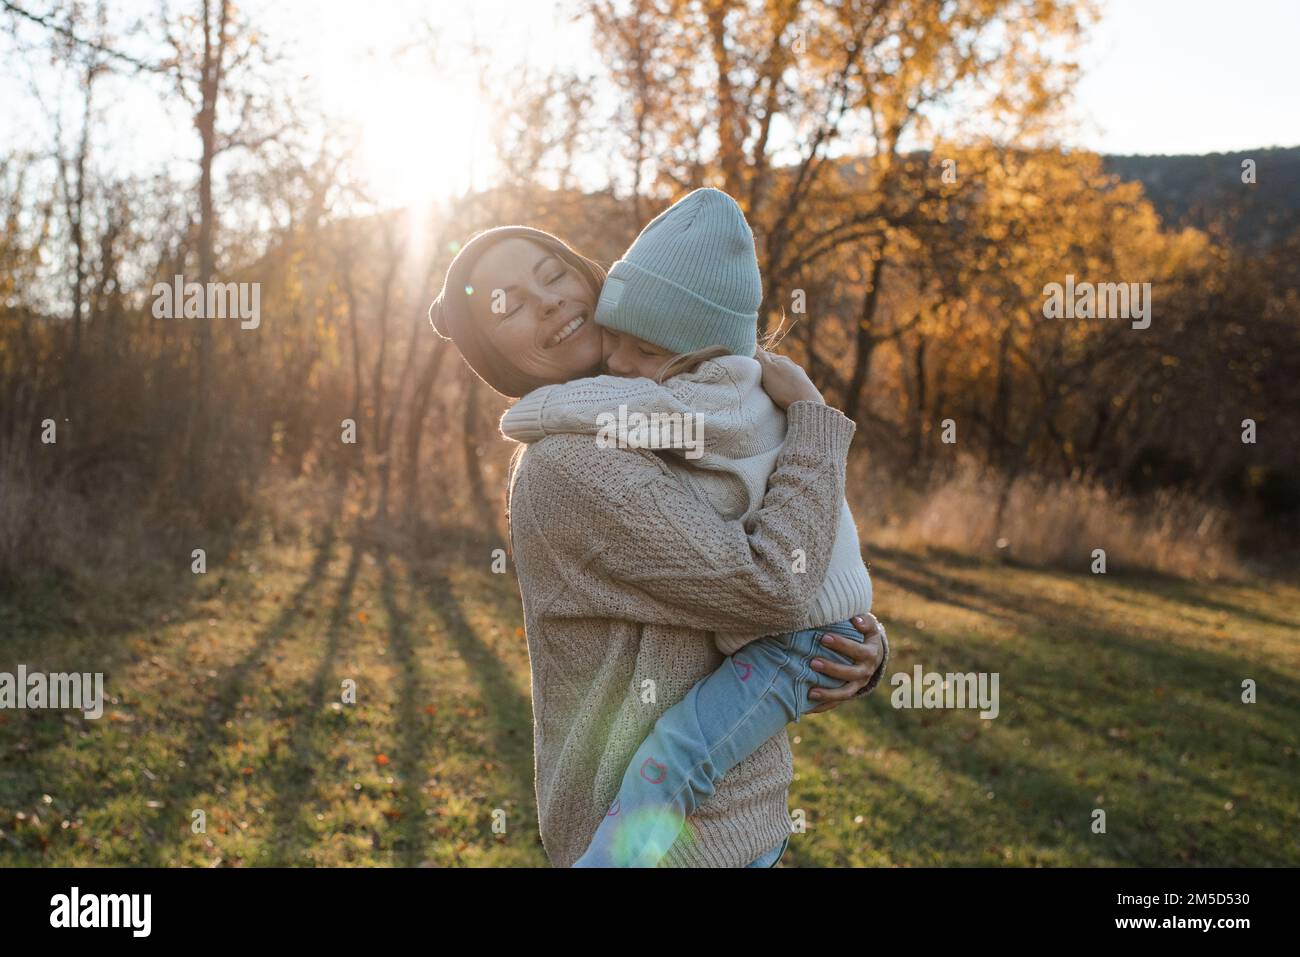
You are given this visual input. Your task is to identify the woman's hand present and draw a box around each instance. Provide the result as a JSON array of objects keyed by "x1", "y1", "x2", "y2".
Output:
[
  {"x1": 756, "y1": 349, "x2": 824, "y2": 409},
  {"x1": 807, "y1": 613, "x2": 887, "y2": 714}
]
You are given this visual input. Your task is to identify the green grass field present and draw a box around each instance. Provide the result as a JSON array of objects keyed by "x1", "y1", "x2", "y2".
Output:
[{"x1": 2, "y1": 522, "x2": 1297, "y2": 866}]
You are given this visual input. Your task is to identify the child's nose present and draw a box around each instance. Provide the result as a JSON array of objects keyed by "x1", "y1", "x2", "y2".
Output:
[{"x1": 606, "y1": 347, "x2": 633, "y2": 375}]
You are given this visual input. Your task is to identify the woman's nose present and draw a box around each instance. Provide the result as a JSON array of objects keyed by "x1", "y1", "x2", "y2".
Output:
[{"x1": 542, "y1": 294, "x2": 566, "y2": 315}]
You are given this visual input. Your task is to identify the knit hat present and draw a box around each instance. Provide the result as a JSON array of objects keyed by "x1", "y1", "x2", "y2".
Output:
[
  {"x1": 595, "y1": 188, "x2": 761, "y2": 357},
  {"x1": 429, "y1": 225, "x2": 607, "y2": 397}
]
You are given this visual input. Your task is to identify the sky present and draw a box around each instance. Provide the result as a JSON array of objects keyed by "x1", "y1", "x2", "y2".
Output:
[
  {"x1": 1072, "y1": 0, "x2": 1300, "y2": 155},
  {"x1": 1, "y1": 0, "x2": 1297, "y2": 207}
]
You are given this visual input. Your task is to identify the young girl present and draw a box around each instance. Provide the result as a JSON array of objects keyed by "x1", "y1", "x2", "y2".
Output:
[{"x1": 500, "y1": 188, "x2": 888, "y2": 867}]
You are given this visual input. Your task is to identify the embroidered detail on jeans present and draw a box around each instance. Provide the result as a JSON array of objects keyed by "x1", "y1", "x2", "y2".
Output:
[{"x1": 640, "y1": 757, "x2": 667, "y2": 784}]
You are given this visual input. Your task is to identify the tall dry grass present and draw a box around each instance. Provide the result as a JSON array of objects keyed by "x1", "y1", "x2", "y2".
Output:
[
  {"x1": 848, "y1": 456, "x2": 1237, "y2": 580},
  {"x1": 1, "y1": 432, "x2": 1245, "y2": 613}
]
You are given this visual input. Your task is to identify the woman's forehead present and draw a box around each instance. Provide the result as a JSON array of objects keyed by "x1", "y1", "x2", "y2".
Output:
[{"x1": 470, "y1": 237, "x2": 549, "y2": 285}]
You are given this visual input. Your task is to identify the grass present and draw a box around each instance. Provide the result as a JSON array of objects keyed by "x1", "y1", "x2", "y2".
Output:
[{"x1": 2, "y1": 521, "x2": 1297, "y2": 867}]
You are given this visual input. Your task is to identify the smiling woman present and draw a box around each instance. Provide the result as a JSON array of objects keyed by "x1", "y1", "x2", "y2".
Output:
[
  {"x1": 468, "y1": 239, "x2": 601, "y2": 362},
  {"x1": 429, "y1": 226, "x2": 607, "y2": 397}
]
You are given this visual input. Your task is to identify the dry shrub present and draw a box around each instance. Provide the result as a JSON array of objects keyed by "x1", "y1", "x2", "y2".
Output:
[
  {"x1": 0, "y1": 443, "x2": 91, "y2": 592},
  {"x1": 0, "y1": 441, "x2": 193, "y2": 603}
]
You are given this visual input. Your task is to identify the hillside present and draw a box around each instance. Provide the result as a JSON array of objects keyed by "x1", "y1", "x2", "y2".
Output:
[{"x1": 1103, "y1": 145, "x2": 1300, "y2": 247}]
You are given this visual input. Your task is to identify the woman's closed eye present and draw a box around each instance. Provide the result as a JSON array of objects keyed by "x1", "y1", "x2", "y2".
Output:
[{"x1": 500, "y1": 267, "x2": 566, "y2": 318}]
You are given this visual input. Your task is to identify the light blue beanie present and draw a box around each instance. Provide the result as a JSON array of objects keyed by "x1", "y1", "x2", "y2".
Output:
[{"x1": 594, "y1": 188, "x2": 761, "y2": 357}]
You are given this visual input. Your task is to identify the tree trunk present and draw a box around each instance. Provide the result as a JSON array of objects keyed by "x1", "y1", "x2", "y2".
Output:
[
  {"x1": 462, "y1": 377, "x2": 498, "y2": 537},
  {"x1": 843, "y1": 256, "x2": 884, "y2": 421}
]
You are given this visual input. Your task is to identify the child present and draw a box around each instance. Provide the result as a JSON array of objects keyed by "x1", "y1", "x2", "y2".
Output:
[{"x1": 500, "y1": 188, "x2": 887, "y2": 867}]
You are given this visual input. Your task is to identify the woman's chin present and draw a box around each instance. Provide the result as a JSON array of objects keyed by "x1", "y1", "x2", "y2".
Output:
[
  {"x1": 525, "y1": 348, "x2": 602, "y2": 385},
  {"x1": 556, "y1": 343, "x2": 604, "y2": 377}
]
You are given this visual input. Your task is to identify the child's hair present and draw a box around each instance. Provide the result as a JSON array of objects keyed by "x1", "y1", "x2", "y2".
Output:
[
  {"x1": 653, "y1": 345, "x2": 730, "y2": 383},
  {"x1": 651, "y1": 314, "x2": 790, "y2": 383}
]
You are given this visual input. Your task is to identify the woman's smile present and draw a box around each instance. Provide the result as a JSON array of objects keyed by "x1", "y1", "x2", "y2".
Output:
[{"x1": 543, "y1": 309, "x2": 592, "y2": 348}]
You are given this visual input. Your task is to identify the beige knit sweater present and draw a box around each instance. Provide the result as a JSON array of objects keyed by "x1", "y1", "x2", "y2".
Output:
[
  {"x1": 500, "y1": 354, "x2": 873, "y2": 654},
  {"x1": 504, "y1": 401, "x2": 856, "y2": 867}
]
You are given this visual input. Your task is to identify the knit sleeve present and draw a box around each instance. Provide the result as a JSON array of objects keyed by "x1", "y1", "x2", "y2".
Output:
[
  {"x1": 499, "y1": 374, "x2": 699, "y2": 446},
  {"x1": 516, "y1": 400, "x2": 855, "y2": 635}
]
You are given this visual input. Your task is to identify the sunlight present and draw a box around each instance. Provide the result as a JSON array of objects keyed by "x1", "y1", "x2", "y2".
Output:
[
  {"x1": 352, "y1": 70, "x2": 496, "y2": 209},
  {"x1": 285, "y1": 2, "x2": 510, "y2": 211}
]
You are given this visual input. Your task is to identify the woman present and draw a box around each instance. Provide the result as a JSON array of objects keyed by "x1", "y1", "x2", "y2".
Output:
[{"x1": 430, "y1": 225, "x2": 885, "y2": 868}]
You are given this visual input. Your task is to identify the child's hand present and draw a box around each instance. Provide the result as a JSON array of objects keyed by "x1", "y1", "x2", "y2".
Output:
[{"x1": 755, "y1": 349, "x2": 825, "y2": 409}]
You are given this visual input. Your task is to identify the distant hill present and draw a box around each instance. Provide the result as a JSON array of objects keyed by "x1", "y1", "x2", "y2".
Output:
[{"x1": 1103, "y1": 145, "x2": 1300, "y2": 248}]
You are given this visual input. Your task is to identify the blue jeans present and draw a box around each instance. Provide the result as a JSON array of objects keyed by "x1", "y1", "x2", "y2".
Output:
[
  {"x1": 746, "y1": 835, "x2": 789, "y2": 868},
  {"x1": 574, "y1": 619, "x2": 865, "y2": 867}
]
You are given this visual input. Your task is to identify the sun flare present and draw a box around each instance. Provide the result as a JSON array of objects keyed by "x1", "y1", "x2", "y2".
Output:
[{"x1": 352, "y1": 71, "x2": 496, "y2": 209}]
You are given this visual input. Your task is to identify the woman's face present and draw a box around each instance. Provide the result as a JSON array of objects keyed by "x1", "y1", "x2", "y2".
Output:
[
  {"x1": 602, "y1": 328, "x2": 675, "y2": 380},
  {"x1": 467, "y1": 237, "x2": 603, "y2": 384}
]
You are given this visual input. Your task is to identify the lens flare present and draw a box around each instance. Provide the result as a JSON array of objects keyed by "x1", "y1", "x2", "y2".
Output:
[{"x1": 602, "y1": 806, "x2": 695, "y2": 867}]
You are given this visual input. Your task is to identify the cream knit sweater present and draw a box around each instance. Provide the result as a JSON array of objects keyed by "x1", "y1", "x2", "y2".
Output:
[
  {"x1": 505, "y1": 401, "x2": 856, "y2": 867},
  {"x1": 501, "y1": 355, "x2": 873, "y2": 654}
]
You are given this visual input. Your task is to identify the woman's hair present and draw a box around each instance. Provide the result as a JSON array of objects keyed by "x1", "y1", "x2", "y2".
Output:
[{"x1": 429, "y1": 225, "x2": 608, "y2": 397}]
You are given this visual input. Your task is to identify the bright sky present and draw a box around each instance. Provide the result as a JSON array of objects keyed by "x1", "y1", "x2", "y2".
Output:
[
  {"x1": 256, "y1": 0, "x2": 594, "y2": 206},
  {"x1": 1072, "y1": 0, "x2": 1300, "y2": 154},
  {"x1": 0, "y1": 0, "x2": 1296, "y2": 208}
]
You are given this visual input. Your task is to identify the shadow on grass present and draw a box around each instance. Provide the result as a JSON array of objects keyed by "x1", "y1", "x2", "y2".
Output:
[
  {"x1": 375, "y1": 546, "x2": 434, "y2": 865},
  {"x1": 1103, "y1": 574, "x2": 1300, "y2": 632},
  {"x1": 135, "y1": 521, "x2": 346, "y2": 865},
  {"x1": 259, "y1": 538, "x2": 363, "y2": 864},
  {"x1": 851, "y1": 548, "x2": 1300, "y2": 864},
  {"x1": 393, "y1": 530, "x2": 536, "y2": 816}
]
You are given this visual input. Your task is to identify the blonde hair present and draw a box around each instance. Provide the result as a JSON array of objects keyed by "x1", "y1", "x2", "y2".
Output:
[
  {"x1": 653, "y1": 345, "x2": 730, "y2": 383},
  {"x1": 651, "y1": 317, "x2": 790, "y2": 384}
]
